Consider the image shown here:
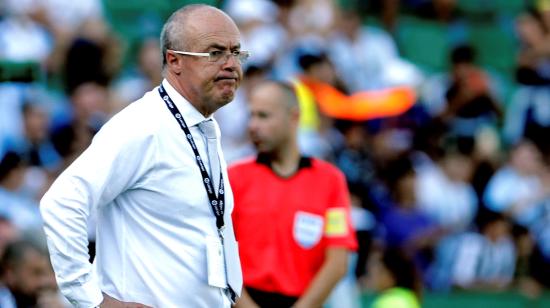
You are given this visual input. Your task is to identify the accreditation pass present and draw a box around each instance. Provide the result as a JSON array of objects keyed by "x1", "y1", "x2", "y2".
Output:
[{"x1": 206, "y1": 235, "x2": 227, "y2": 288}]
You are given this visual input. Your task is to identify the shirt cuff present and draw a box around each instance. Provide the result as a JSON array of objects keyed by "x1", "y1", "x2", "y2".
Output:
[{"x1": 64, "y1": 276, "x2": 103, "y2": 308}]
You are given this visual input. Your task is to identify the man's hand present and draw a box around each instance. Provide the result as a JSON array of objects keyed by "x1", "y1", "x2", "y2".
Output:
[
  {"x1": 233, "y1": 289, "x2": 260, "y2": 308},
  {"x1": 100, "y1": 293, "x2": 153, "y2": 308}
]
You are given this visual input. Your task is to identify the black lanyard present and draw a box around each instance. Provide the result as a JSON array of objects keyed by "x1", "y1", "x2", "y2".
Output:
[{"x1": 158, "y1": 85, "x2": 225, "y2": 234}]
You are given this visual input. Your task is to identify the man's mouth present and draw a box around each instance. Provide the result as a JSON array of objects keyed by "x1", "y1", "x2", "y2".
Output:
[{"x1": 215, "y1": 76, "x2": 237, "y2": 82}]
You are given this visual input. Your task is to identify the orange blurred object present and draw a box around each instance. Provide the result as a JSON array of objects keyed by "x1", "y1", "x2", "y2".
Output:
[{"x1": 299, "y1": 77, "x2": 417, "y2": 121}]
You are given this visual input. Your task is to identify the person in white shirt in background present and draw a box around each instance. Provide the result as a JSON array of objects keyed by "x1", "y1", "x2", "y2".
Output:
[
  {"x1": 40, "y1": 4, "x2": 247, "y2": 308},
  {"x1": 450, "y1": 211, "x2": 516, "y2": 290}
]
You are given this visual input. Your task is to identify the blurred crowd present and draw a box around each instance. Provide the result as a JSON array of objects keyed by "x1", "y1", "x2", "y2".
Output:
[{"x1": 1, "y1": 0, "x2": 550, "y2": 306}]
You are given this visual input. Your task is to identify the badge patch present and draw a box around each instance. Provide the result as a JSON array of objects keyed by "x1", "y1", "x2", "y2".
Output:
[
  {"x1": 325, "y1": 208, "x2": 348, "y2": 237},
  {"x1": 293, "y1": 211, "x2": 324, "y2": 249}
]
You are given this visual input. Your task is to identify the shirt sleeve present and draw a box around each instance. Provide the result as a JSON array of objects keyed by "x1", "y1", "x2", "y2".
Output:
[
  {"x1": 323, "y1": 168, "x2": 358, "y2": 250},
  {"x1": 40, "y1": 112, "x2": 157, "y2": 307}
]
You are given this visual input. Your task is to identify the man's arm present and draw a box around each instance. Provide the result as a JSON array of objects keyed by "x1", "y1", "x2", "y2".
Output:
[
  {"x1": 40, "y1": 115, "x2": 157, "y2": 307},
  {"x1": 292, "y1": 247, "x2": 349, "y2": 308}
]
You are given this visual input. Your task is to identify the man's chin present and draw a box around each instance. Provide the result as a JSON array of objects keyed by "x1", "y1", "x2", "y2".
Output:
[{"x1": 215, "y1": 97, "x2": 233, "y2": 108}]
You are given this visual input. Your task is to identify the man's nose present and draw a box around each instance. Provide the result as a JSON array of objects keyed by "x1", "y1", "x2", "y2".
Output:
[
  {"x1": 221, "y1": 53, "x2": 239, "y2": 69},
  {"x1": 248, "y1": 116, "x2": 258, "y2": 132}
]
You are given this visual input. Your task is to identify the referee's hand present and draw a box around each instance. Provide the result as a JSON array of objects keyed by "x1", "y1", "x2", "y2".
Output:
[{"x1": 100, "y1": 293, "x2": 153, "y2": 308}]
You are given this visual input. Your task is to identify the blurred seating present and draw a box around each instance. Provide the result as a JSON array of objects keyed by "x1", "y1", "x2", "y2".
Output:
[
  {"x1": 0, "y1": 61, "x2": 41, "y2": 83},
  {"x1": 457, "y1": 0, "x2": 528, "y2": 19},
  {"x1": 469, "y1": 22, "x2": 518, "y2": 74},
  {"x1": 396, "y1": 16, "x2": 451, "y2": 72}
]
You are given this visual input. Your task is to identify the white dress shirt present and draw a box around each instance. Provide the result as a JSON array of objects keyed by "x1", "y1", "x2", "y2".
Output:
[{"x1": 40, "y1": 80, "x2": 242, "y2": 308}]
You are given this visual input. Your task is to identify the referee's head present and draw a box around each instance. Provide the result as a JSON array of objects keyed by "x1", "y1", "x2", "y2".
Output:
[{"x1": 248, "y1": 81, "x2": 300, "y2": 155}]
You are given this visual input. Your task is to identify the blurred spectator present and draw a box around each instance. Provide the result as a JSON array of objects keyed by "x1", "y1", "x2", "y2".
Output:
[
  {"x1": 451, "y1": 211, "x2": 516, "y2": 290},
  {"x1": 17, "y1": 103, "x2": 61, "y2": 171},
  {"x1": 33, "y1": 0, "x2": 103, "y2": 39},
  {"x1": 504, "y1": 8, "x2": 550, "y2": 150},
  {"x1": 515, "y1": 9, "x2": 550, "y2": 86},
  {"x1": 0, "y1": 240, "x2": 65, "y2": 308},
  {"x1": 332, "y1": 121, "x2": 376, "y2": 210},
  {"x1": 328, "y1": 7, "x2": 422, "y2": 91},
  {"x1": 2, "y1": 102, "x2": 60, "y2": 202},
  {"x1": 483, "y1": 139, "x2": 550, "y2": 290},
  {"x1": 287, "y1": 0, "x2": 336, "y2": 40},
  {"x1": 0, "y1": 0, "x2": 53, "y2": 63},
  {"x1": 415, "y1": 144, "x2": 478, "y2": 233},
  {"x1": 503, "y1": 84, "x2": 550, "y2": 151},
  {"x1": 483, "y1": 139, "x2": 549, "y2": 227},
  {"x1": 0, "y1": 152, "x2": 42, "y2": 232},
  {"x1": 0, "y1": 218, "x2": 19, "y2": 260},
  {"x1": 112, "y1": 37, "x2": 162, "y2": 108},
  {"x1": 63, "y1": 37, "x2": 107, "y2": 93},
  {"x1": 367, "y1": 248, "x2": 422, "y2": 308},
  {"x1": 224, "y1": 0, "x2": 285, "y2": 67},
  {"x1": 428, "y1": 210, "x2": 516, "y2": 292},
  {"x1": 377, "y1": 156, "x2": 440, "y2": 268},
  {"x1": 0, "y1": 84, "x2": 30, "y2": 160},
  {"x1": 421, "y1": 45, "x2": 502, "y2": 121},
  {"x1": 51, "y1": 81, "x2": 109, "y2": 167},
  {"x1": 439, "y1": 45, "x2": 503, "y2": 140},
  {"x1": 294, "y1": 51, "x2": 346, "y2": 159},
  {"x1": 63, "y1": 16, "x2": 121, "y2": 95}
]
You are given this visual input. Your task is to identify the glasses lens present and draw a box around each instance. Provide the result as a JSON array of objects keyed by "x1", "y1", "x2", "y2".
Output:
[
  {"x1": 237, "y1": 51, "x2": 250, "y2": 63},
  {"x1": 208, "y1": 50, "x2": 225, "y2": 62},
  {"x1": 208, "y1": 50, "x2": 250, "y2": 63}
]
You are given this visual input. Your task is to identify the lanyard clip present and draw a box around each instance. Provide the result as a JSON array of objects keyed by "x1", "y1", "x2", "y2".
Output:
[{"x1": 217, "y1": 226, "x2": 225, "y2": 242}]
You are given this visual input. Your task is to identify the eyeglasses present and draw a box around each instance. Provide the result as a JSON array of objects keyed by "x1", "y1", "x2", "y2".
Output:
[{"x1": 168, "y1": 49, "x2": 251, "y2": 63}]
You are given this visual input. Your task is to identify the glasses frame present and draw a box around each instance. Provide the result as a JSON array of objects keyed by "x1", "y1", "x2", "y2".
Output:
[{"x1": 168, "y1": 49, "x2": 250, "y2": 63}]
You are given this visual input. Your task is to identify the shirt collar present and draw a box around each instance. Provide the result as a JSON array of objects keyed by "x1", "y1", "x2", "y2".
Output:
[
  {"x1": 161, "y1": 79, "x2": 210, "y2": 127},
  {"x1": 256, "y1": 153, "x2": 312, "y2": 170}
]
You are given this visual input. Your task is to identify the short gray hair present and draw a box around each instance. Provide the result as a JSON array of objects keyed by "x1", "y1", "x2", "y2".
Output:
[{"x1": 160, "y1": 4, "x2": 212, "y2": 68}]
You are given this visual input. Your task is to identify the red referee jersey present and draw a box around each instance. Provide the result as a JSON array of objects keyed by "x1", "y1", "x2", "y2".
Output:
[{"x1": 229, "y1": 155, "x2": 358, "y2": 297}]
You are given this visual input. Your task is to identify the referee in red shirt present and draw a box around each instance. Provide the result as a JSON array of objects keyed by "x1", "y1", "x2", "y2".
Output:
[{"x1": 229, "y1": 81, "x2": 357, "y2": 308}]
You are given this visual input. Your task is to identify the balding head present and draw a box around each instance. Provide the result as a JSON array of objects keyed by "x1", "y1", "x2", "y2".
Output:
[
  {"x1": 161, "y1": 4, "x2": 243, "y2": 116},
  {"x1": 253, "y1": 81, "x2": 299, "y2": 111},
  {"x1": 160, "y1": 5, "x2": 237, "y2": 67}
]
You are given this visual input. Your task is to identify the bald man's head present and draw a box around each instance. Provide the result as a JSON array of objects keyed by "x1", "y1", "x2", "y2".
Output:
[
  {"x1": 160, "y1": 5, "x2": 236, "y2": 67},
  {"x1": 253, "y1": 81, "x2": 299, "y2": 111}
]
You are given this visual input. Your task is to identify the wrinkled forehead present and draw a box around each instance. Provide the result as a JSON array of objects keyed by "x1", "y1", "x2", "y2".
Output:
[{"x1": 186, "y1": 10, "x2": 241, "y2": 50}]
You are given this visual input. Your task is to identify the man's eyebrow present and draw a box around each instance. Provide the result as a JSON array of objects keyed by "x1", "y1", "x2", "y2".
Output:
[{"x1": 207, "y1": 43, "x2": 241, "y2": 50}]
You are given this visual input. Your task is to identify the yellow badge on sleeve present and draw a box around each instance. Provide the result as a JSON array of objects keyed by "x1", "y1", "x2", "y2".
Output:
[{"x1": 325, "y1": 208, "x2": 348, "y2": 237}]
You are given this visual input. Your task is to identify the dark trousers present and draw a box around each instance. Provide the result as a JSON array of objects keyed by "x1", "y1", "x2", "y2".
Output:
[{"x1": 247, "y1": 287, "x2": 299, "y2": 308}]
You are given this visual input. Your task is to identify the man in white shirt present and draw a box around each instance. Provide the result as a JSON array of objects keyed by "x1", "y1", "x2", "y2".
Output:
[{"x1": 40, "y1": 4, "x2": 248, "y2": 308}]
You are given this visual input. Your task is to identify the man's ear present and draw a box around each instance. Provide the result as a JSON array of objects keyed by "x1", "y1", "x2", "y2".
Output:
[
  {"x1": 165, "y1": 52, "x2": 183, "y2": 75},
  {"x1": 3, "y1": 266, "x2": 16, "y2": 286},
  {"x1": 290, "y1": 105, "x2": 301, "y2": 124}
]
